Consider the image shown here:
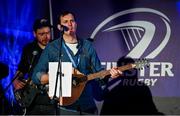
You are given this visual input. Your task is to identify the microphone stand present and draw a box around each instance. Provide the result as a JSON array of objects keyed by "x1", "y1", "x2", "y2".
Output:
[{"x1": 52, "y1": 31, "x2": 64, "y2": 115}]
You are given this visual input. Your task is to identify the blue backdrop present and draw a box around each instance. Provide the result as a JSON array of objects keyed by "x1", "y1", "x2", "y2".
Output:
[{"x1": 0, "y1": 0, "x2": 49, "y2": 101}]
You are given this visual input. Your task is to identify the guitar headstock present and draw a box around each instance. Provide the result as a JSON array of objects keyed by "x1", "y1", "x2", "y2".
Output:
[{"x1": 134, "y1": 58, "x2": 149, "y2": 69}]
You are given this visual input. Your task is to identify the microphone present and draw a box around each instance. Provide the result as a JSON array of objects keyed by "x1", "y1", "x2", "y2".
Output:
[
  {"x1": 32, "y1": 50, "x2": 38, "y2": 56},
  {"x1": 58, "y1": 25, "x2": 69, "y2": 32},
  {"x1": 29, "y1": 50, "x2": 38, "y2": 70}
]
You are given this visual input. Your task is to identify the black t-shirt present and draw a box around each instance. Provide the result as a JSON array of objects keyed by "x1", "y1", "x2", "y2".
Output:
[
  {"x1": 18, "y1": 41, "x2": 42, "y2": 77},
  {"x1": 18, "y1": 41, "x2": 52, "y2": 106}
]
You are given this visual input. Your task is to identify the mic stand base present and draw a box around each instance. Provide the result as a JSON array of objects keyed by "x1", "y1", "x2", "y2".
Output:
[{"x1": 51, "y1": 97, "x2": 59, "y2": 115}]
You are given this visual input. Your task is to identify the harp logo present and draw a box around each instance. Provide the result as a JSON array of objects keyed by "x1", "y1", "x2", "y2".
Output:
[{"x1": 91, "y1": 8, "x2": 171, "y2": 59}]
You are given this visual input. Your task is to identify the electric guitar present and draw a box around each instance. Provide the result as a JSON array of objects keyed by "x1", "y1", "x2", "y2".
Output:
[
  {"x1": 59, "y1": 59, "x2": 149, "y2": 106},
  {"x1": 14, "y1": 77, "x2": 40, "y2": 108}
]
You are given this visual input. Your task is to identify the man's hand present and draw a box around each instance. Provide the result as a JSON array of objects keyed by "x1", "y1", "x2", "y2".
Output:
[
  {"x1": 40, "y1": 74, "x2": 49, "y2": 84},
  {"x1": 72, "y1": 68, "x2": 83, "y2": 75},
  {"x1": 13, "y1": 79, "x2": 25, "y2": 90},
  {"x1": 110, "y1": 67, "x2": 123, "y2": 78}
]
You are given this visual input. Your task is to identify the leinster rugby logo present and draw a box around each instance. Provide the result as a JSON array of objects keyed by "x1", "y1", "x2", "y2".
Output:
[
  {"x1": 91, "y1": 8, "x2": 173, "y2": 86},
  {"x1": 91, "y1": 8, "x2": 171, "y2": 59}
]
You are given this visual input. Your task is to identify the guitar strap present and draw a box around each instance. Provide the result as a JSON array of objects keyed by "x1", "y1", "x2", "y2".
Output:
[{"x1": 62, "y1": 41, "x2": 80, "y2": 69}]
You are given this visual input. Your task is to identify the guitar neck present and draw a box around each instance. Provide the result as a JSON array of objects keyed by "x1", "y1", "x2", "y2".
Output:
[{"x1": 87, "y1": 63, "x2": 135, "y2": 81}]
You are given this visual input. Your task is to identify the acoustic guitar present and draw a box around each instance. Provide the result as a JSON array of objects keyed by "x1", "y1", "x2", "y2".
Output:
[{"x1": 59, "y1": 59, "x2": 149, "y2": 106}]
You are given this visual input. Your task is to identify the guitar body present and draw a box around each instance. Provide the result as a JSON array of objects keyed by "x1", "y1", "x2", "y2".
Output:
[
  {"x1": 60, "y1": 81, "x2": 87, "y2": 106},
  {"x1": 60, "y1": 72, "x2": 88, "y2": 106},
  {"x1": 56, "y1": 60, "x2": 148, "y2": 106},
  {"x1": 14, "y1": 81, "x2": 39, "y2": 108}
]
